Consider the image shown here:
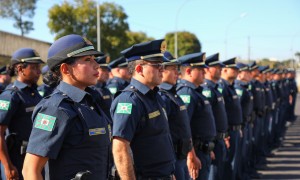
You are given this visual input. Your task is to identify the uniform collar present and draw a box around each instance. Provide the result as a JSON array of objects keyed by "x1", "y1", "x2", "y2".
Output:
[
  {"x1": 94, "y1": 82, "x2": 106, "y2": 88},
  {"x1": 220, "y1": 78, "x2": 231, "y2": 86},
  {"x1": 130, "y1": 78, "x2": 158, "y2": 95},
  {"x1": 159, "y1": 82, "x2": 173, "y2": 90},
  {"x1": 13, "y1": 80, "x2": 37, "y2": 90},
  {"x1": 112, "y1": 76, "x2": 128, "y2": 85},
  {"x1": 179, "y1": 79, "x2": 197, "y2": 89},
  {"x1": 57, "y1": 81, "x2": 89, "y2": 103}
]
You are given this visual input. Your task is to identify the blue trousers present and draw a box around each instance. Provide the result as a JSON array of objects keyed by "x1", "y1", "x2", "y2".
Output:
[
  {"x1": 196, "y1": 151, "x2": 211, "y2": 180},
  {"x1": 211, "y1": 139, "x2": 226, "y2": 180},
  {"x1": 174, "y1": 159, "x2": 190, "y2": 180}
]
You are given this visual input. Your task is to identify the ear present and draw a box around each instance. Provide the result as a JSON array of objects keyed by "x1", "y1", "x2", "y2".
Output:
[
  {"x1": 135, "y1": 64, "x2": 143, "y2": 75},
  {"x1": 186, "y1": 67, "x2": 192, "y2": 76},
  {"x1": 60, "y1": 63, "x2": 71, "y2": 75},
  {"x1": 16, "y1": 65, "x2": 23, "y2": 73}
]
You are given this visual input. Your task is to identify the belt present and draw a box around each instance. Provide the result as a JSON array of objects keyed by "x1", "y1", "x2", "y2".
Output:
[
  {"x1": 137, "y1": 175, "x2": 173, "y2": 180},
  {"x1": 193, "y1": 139, "x2": 215, "y2": 153},
  {"x1": 216, "y1": 132, "x2": 226, "y2": 139},
  {"x1": 229, "y1": 125, "x2": 242, "y2": 131}
]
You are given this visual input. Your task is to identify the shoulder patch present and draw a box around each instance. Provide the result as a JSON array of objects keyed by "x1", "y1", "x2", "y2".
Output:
[
  {"x1": 34, "y1": 113, "x2": 56, "y2": 132},
  {"x1": 108, "y1": 87, "x2": 117, "y2": 94},
  {"x1": 179, "y1": 95, "x2": 191, "y2": 104},
  {"x1": 0, "y1": 100, "x2": 10, "y2": 111},
  {"x1": 202, "y1": 90, "x2": 212, "y2": 98},
  {"x1": 217, "y1": 87, "x2": 223, "y2": 94},
  {"x1": 235, "y1": 89, "x2": 243, "y2": 96},
  {"x1": 38, "y1": 91, "x2": 45, "y2": 97},
  {"x1": 116, "y1": 103, "x2": 132, "y2": 114}
]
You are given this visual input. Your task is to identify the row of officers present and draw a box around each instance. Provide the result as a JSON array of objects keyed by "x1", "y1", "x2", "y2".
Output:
[{"x1": 0, "y1": 35, "x2": 297, "y2": 180}]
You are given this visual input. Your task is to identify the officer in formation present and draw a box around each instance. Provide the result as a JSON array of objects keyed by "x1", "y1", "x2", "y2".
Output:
[
  {"x1": 159, "y1": 51, "x2": 200, "y2": 180},
  {"x1": 0, "y1": 66, "x2": 11, "y2": 94},
  {"x1": 177, "y1": 52, "x2": 217, "y2": 180},
  {"x1": 0, "y1": 35, "x2": 297, "y2": 180},
  {"x1": 106, "y1": 56, "x2": 131, "y2": 95},
  {"x1": 0, "y1": 48, "x2": 43, "y2": 180}
]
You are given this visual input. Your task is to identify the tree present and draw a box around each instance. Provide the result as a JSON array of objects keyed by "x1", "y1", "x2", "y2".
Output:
[
  {"x1": 0, "y1": 0, "x2": 37, "y2": 36},
  {"x1": 48, "y1": 0, "x2": 130, "y2": 59},
  {"x1": 164, "y1": 31, "x2": 202, "y2": 57},
  {"x1": 126, "y1": 31, "x2": 154, "y2": 47}
]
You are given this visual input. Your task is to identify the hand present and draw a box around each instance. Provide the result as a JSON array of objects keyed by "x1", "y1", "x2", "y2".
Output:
[
  {"x1": 224, "y1": 136, "x2": 230, "y2": 149},
  {"x1": 289, "y1": 95, "x2": 293, "y2": 105},
  {"x1": 210, "y1": 151, "x2": 216, "y2": 160},
  {"x1": 5, "y1": 164, "x2": 19, "y2": 180},
  {"x1": 187, "y1": 156, "x2": 201, "y2": 180}
]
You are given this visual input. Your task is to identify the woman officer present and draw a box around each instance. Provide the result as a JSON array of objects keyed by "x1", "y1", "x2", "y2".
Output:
[
  {"x1": 0, "y1": 48, "x2": 43, "y2": 180},
  {"x1": 22, "y1": 34, "x2": 111, "y2": 180}
]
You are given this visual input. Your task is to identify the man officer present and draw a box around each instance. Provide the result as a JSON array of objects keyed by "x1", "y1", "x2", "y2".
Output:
[
  {"x1": 106, "y1": 56, "x2": 131, "y2": 95},
  {"x1": 111, "y1": 39, "x2": 175, "y2": 180},
  {"x1": 176, "y1": 52, "x2": 217, "y2": 180},
  {"x1": 201, "y1": 53, "x2": 228, "y2": 180},
  {"x1": 159, "y1": 51, "x2": 200, "y2": 180}
]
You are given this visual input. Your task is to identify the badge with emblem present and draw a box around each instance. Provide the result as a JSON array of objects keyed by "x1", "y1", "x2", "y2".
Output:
[
  {"x1": 34, "y1": 113, "x2": 56, "y2": 131},
  {"x1": 116, "y1": 103, "x2": 132, "y2": 114}
]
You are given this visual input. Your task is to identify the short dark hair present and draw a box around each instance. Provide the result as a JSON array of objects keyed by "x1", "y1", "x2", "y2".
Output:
[{"x1": 128, "y1": 60, "x2": 143, "y2": 75}]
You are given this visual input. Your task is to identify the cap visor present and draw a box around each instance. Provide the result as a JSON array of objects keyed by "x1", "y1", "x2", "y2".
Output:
[{"x1": 73, "y1": 50, "x2": 104, "y2": 57}]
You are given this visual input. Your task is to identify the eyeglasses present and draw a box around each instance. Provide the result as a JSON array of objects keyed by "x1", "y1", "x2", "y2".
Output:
[{"x1": 141, "y1": 63, "x2": 164, "y2": 69}]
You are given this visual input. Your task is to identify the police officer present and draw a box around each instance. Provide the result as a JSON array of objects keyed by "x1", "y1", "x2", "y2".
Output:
[
  {"x1": 106, "y1": 56, "x2": 131, "y2": 95},
  {"x1": 22, "y1": 34, "x2": 111, "y2": 180},
  {"x1": 111, "y1": 39, "x2": 175, "y2": 179},
  {"x1": 177, "y1": 52, "x2": 217, "y2": 180},
  {"x1": 286, "y1": 69, "x2": 297, "y2": 122},
  {"x1": 218, "y1": 58, "x2": 243, "y2": 180},
  {"x1": 37, "y1": 65, "x2": 56, "y2": 97},
  {"x1": 92, "y1": 55, "x2": 113, "y2": 119},
  {"x1": 0, "y1": 48, "x2": 43, "y2": 180},
  {"x1": 234, "y1": 63, "x2": 255, "y2": 178},
  {"x1": 0, "y1": 66, "x2": 11, "y2": 93},
  {"x1": 159, "y1": 51, "x2": 200, "y2": 180},
  {"x1": 202, "y1": 53, "x2": 228, "y2": 180}
]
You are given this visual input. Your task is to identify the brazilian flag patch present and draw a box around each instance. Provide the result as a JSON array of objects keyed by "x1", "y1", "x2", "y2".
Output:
[
  {"x1": 0, "y1": 100, "x2": 10, "y2": 111},
  {"x1": 108, "y1": 87, "x2": 117, "y2": 94},
  {"x1": 34, "y1": 113, "x2": 56, "y2": 132},
  {"x1": 116, "y1": 103, "x2": 132, "y2": 114},
  {"x1": 179, "y1": 95, "x2": 191, "y2": 104}
]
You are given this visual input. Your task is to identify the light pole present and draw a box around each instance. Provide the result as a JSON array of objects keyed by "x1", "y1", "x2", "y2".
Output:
[
  {"x1": 225, "y1": 12, "x2": 247, "y2": 59},
  {"x1": 97, "y1": 0, "x2": 101, "y2": 51},
  {"x1": 174, "y1": 0, "x2": 190, "y2": 58}
]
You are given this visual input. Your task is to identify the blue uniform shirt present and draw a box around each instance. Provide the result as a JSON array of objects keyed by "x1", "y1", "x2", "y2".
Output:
[
  {"x1": 27, "y1": 82, "x2": 111, "y2": 180},
  {"x1": 91, "y1": 82, "x2": 113, "y2": 120},
  {"x1": 111, "y1": 78, "x2": 175, "y2": 178},
  {"x1": 218, "y1": 79, "x2": 243, "y2": 125},
  {"x1": 264, "y1": 81, "x2": 273, "y2": 111},
  {"x1": 234, "y1": 80, "x2": 254, "y2": 123},
  {"x1": 201, "y1": 79, "x2": 228, "y2": 133},
  {"x1": 250, "y1": 79, "x2": 266, "y2": 114},
  {"x1": 106, "y1": 76, "x2": 129, "y2": 95},
  {"x1": 158, "y1": 82, "x2": 192, "y2": 157},
  {"x1": 0, "y1": 80, "x2": 42, "y2": 141},
  {"x1": 176, "y1": 79, "x2": 216, "y2": 141}
]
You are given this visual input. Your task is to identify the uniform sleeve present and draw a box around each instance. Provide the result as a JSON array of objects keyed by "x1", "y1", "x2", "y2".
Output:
[
  {"x1": 26, "y1": 101, "x2": 75, "y2": 159},
  {"x1": 110, "y1": 93, "x2": 142, "y2": 142},
  {"x1": 0, "y1": 91, "x2": 19, "y2": 125}
]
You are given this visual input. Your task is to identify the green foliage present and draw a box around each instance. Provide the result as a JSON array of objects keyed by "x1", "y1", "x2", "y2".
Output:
[
  {"x1": 48, "y1": 0, "x2": 129, "y2": 59},
  {"x1": 126, "y1": 31, "x2": 154, "y2": 47},
  {"x1": 0, "y1": 0, "x2": 37, "y2": 36},
  {"x1": 164, "y1": 31, "x2": 202, "y2": 57}
]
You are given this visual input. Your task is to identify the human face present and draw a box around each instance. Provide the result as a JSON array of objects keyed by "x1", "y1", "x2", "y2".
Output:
[
  {"x1": 227, "y1": 67, "x2": 239, "y2": 80},
  {"x1": 208, "y1": 65, "x2": 222, "y2": 81},
  {"x1": 140, "y1": 61, "x2": 163, "y2": 88},
  {"x1": 250, "y1": 69, "x2": 259, "y2": 78},
  {"x1": 20, "y1": 63, "x2": 41, "y2": 85},
  {"x1": 97, "y1": 67, "x2": 110, "y2": 83},
  {"x1": 162, "y1": 65, "x2": 179, "y2": 85},
  {"x1": 191, "y1": 67, "x2": 205, "y2": 86},
  {"x1": 67, "y1": 55, "x2": 99, "y2": 89},
  {"x1": 119, "y1": 67, "x2": 131, "y2": 81}
]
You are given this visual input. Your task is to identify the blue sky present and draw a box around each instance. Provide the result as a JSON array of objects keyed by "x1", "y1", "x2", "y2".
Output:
[{"x1": 0, "y1": 0, "x2": 300, "y2": 61}]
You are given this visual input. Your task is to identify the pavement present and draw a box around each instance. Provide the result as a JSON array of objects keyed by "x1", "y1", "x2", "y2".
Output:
[{"x1": 256, "y1": 94, "x2": 300, "y2": 179}]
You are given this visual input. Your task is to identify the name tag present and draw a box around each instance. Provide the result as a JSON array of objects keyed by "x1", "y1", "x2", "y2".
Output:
[
  {"x1": 250, "y1": 96, "x2": 254, "y2": 100},
  {"x1": 266, "y1": 88, "x2": 270, "y2": 91},
  {"x1": 148, "y1": 110, "x2": 161, "y2": 119},
  {"x1": 26, "y1": 106, "x2": 35, "y2": 112},
  {"x1": 102, "y1": 95, "x2": 111, "y2": 100},
  {"x1": 180, "y1": 105, "x2": 186, "y2": 111},
  {"x1": 233, "y1": 95, "x2": 238, "y2": 99},
  {"x1": 204, "y1": 100, "x2": 210, "y2": 105},
  {"x1": 89, "y1": 128, "x2": 106, "y2": 136},
  {"x1": 256, "y1": 88, "x2": 261, "y2": 91},
  {"x1": 217, "y1": 97, "x2": 222, "y2": 102}
]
